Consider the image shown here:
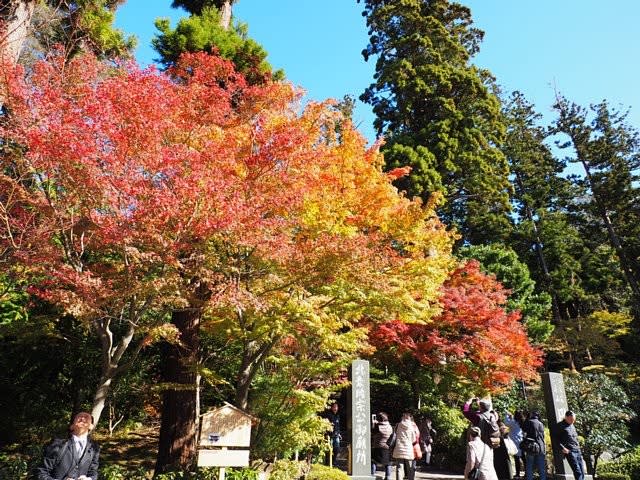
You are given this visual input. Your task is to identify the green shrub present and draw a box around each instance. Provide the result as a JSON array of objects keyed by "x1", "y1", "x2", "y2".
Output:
[
  {"x1": 416, "y1": 400, "x2": 468, "y2": 469},
  {"x1": 597, "y1": 473, "x2": 631, "y2": 480},
  {"x1": 306, "y1": 464, "x2": 349, "y2": 480},
  {"x1": 154, "y1": 468, "x2": 217, "y2": 479},
  {"x1": 598, "y1": 446, "x2": 640, "y2": 480},
  {"x1": 268, "y1": 459, "x2": 304, "y2": 480},
  {"x1": 0, "y1": 453, "x2": 28, "y2": 479},
  {"x1": 224, "y1": 467, "x2": 259, "y2": 480},
  {"x1": 100, "y1": 464, "x2": 148, "y2": 480}
]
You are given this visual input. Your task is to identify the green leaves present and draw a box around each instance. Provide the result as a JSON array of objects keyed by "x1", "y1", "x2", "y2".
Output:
[
  {"x1": 153, "y1": 6, "x2": 283, "y2": 83},
  {"x1": 564, "y1": 371, "x2": 633, "y2": 474},
  {"x1": 360, "y1": 0, "x2": 511, "y2": 243}
]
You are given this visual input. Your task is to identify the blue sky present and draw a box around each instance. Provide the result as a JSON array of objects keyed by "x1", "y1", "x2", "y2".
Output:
[{"x1": 115, "y1": 0, "x2": 640, "y2": 144}]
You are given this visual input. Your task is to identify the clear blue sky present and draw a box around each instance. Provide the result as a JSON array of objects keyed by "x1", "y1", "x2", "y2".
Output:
[{"x1": 115, "y1": 0, "x2": 640, "y2": 144}]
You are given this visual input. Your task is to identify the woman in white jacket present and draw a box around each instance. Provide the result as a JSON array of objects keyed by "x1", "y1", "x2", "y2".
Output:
[
  {"x1": 465, "y1": 426, "x2": 498, "y2": 480},
  {"x1": 392, "y1": 413, "x2": 418, "y2": 480}
]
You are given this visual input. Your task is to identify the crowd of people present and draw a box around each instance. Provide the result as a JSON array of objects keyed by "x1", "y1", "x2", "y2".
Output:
[
  {"x1": 36, "y1": 401, "x2": 586, "y2": 480},
  {"x1": 461, "y1": 398, "x2": 586, "y2": 480},
  {"x1": 363, "y1": 398, "x2": 586, "y2": 480}
]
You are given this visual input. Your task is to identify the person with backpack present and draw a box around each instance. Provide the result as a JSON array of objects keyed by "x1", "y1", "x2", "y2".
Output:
[
  {"x1": 35, "y1": 411, "x2": 100, "y2": 480},
  {"x1": 521, "y1": 411, "x2": 546, "y2": 480},
  {"x1": 463, "y1": 397, "x2": 501, "y2": 450}
]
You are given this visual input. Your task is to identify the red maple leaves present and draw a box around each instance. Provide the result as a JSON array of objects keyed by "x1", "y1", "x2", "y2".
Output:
[{"x1": 370, "y1": 260, "x2": 543, "y2": 392}]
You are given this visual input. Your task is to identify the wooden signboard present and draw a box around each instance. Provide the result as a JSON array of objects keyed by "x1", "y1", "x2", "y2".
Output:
[
  {"x1": 197, "y1": 402, "x2": 258, "y2": 479},
  {"x1": 199, "y1": 403, "x2": 256, "y2": 448}
]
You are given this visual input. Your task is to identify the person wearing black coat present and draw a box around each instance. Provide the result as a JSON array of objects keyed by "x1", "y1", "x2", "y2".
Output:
[{"x1": 35, "y1": 412, "x2": 100, "y2": 480}]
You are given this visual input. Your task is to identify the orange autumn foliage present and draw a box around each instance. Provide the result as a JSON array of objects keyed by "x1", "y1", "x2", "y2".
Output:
[
  {"x1": 0, "y1": 49, "x2": 455, "y2": 356},
  {"x1": 370, "y1": 260, "x2": 543, "y2": 392}
]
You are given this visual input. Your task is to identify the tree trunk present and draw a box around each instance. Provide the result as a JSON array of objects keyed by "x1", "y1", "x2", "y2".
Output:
[
  {"x1": 569, "y1": 136, "x2": 640, "y2": 313},
  {"x1": 235, "y1": 338, "x2": 276, "y2": 410},
  {"x1": 515, "y1": 172, "x2": 563, "y2": 325},
  {"x1": 218, "y1": 0, "x2": 232, "y2": 30},
  {"x1": 155, "y1": 307, "x2": 201, "y2": 474},
  {"x1": 0, "y1": 0, "x2": 36, "y2": 64},
  {"x1": 89, "y1": 315, "x2": 140, "y2": 427},
  {"x1": 91, "y1": 374, "x2": 114, "y2": 426}
]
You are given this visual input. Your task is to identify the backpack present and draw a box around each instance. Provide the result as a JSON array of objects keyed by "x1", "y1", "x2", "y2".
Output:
[
  {"x1": 520, "y1": 437, "x2": 541, "y2": 455},
  {"x1": 479, "y1": 411, "x2": 501, "y2": 449}
]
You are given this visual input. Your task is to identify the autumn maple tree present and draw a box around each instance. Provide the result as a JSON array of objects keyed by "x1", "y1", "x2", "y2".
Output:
[
  {"x1": 370, "y1": 260, "x2": 543, "y2": 393},
  {"x1": 1, "y1": 49, "x2": 456, "y2": 468}
]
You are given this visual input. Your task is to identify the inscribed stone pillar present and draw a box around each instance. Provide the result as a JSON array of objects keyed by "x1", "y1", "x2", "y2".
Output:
[
  {"x1": 541, "y1": 372, "x2": 592, "y2": 480},
  {"x1": 348, "y1": 360, "x2": 374, "y2": 480}
]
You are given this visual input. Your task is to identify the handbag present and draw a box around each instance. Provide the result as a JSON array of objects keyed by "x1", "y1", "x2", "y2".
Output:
[
  {"x1": 413, "y1": 442, "x2": 423, "y2": 460},
  {"x1": 386, "y1": 431, "x2": 396, "y2": 450},
  {"x1": 504, "y1": 437, "x2": 518, "y2": 456},
  {"x1": 520, "y1": 437, "x2": 541, "y2": 455},
  {"x1": 468, "y1": 466, "x2": 481, "y2": 480}
]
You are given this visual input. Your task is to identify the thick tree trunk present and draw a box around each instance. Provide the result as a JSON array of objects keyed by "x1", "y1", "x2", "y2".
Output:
[
  {"x1": 218, "y1": 0, "x2": 232, "y2": 30},
  {"x1": 0, "y1": 0, "x2": 36, "y2": 64},
  {"x1": 155, "y1": 307, "x2": 201, "y2": 474}
]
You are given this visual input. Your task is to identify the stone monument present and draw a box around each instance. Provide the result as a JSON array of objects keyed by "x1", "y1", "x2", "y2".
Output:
[
  {"x1": 348, "y1": 359, "x2": 374, "y2": 480},
  {"x1": 541, "y1": 372, "x2": 592, "y2": 480}
]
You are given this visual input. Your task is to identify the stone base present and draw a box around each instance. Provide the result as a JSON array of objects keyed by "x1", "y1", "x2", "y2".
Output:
[{"x1": 350, "y1": 476, "x2": 375, "y2": 480}]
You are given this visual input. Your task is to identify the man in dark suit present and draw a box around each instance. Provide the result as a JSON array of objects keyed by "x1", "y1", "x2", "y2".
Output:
[{"x1": 36, "y1": 411, "x2": 100, "y2": 480}]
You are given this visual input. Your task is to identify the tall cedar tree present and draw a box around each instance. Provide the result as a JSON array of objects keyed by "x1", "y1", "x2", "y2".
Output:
[
  {"x1": 152, "y1": 0, "x2": 281, "y2": 469},
  {"x1": 553, "y1": 97, "x2": 640, "y2": 324},
  {"x1": 359, "y1": 0, "x2": 512, "y2": 244},
  {"x1": 501, "y1": 92, "x2": 576, "y2": 326}
]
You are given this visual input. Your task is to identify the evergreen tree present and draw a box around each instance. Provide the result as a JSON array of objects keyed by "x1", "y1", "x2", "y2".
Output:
[
  {"x1": 22, "y1": 0, "x2": 135, "y2": 63},
  {"x1": 171, "y1": 0, "x2": 236, "y2": 29},
  {"x1": 153, "y1": 4, "x2": 282, "y2": 84},
  {"x1": 502, "y1": 92, "x2": 576, "y2": 325},
  {"x1": 358, "y1": 0, "x2": 511, "y2": 243},
  {"x1": 553, "y1": 97, "x2": 640, "y2": 322}
]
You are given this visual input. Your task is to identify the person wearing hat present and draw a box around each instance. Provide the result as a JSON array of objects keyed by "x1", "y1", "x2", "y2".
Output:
[
  {"x1": 552, "y1": 410, "x2": 584, "y2": 480},
  {"x1": 462, "y1": 397, "x2": 492, "y2": 426},
  {"x1": 35, "y1": 411, "x2": 100, "y2": 480},
  {"x1": 465, "y1": 426, "x2": 498, "y2": 480}
]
